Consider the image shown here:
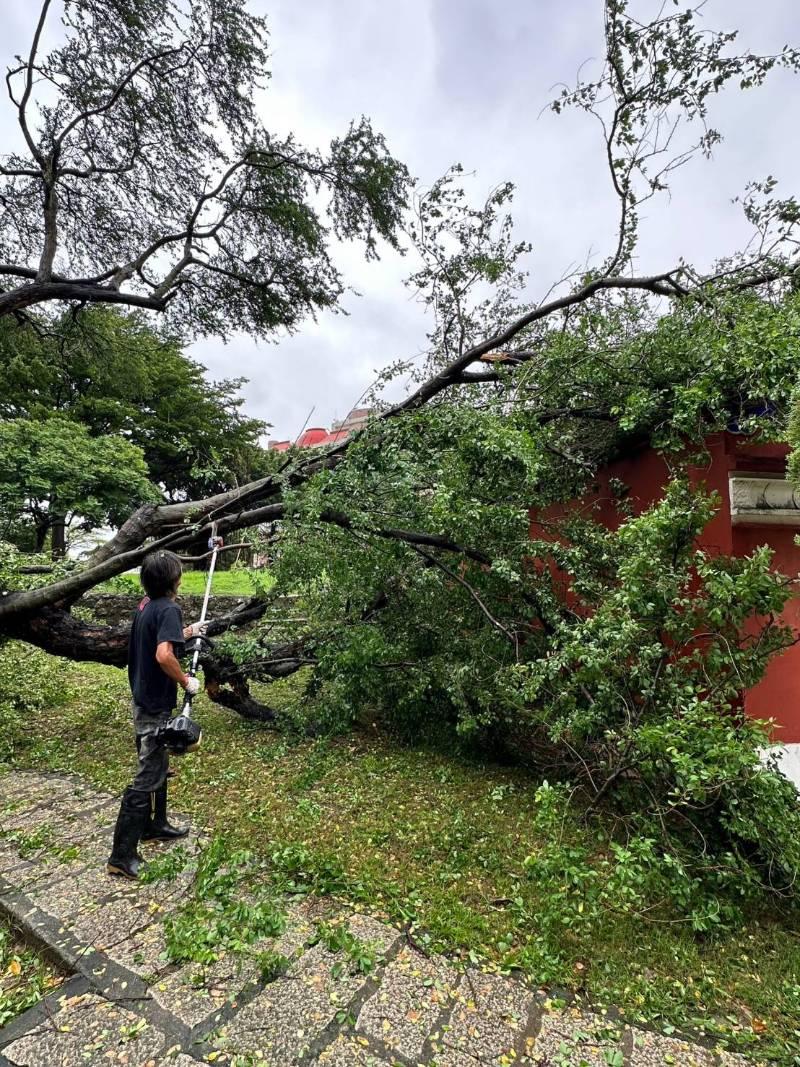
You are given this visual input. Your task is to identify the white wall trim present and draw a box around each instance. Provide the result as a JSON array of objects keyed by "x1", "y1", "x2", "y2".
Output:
[
  {"x1": 761, "y1": 743, "x2": 800, "y2": 793},
  {"x1": 729, "y1": 473, "x2": 800, "y2": 526}
]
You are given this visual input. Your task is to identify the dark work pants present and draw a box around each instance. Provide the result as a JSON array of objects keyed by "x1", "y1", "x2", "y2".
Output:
[{"x1": 130, "y1": 704, "x2": 170, "y2": 793}]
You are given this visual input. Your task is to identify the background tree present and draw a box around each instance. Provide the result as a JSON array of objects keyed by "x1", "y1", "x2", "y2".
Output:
[
  {"x1": 0, "y1": 416, "x2": 157, "y2": 555},
  {"x1": 0, "y1": 309, "x2": 270, "y2": 503}
]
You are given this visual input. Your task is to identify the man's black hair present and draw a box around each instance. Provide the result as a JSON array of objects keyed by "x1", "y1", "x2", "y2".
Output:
[{"x1": 140, "y1": 550, "x2": 183, "y2": 599}]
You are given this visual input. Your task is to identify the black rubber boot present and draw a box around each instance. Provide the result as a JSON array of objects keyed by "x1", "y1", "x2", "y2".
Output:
[
  {"x1": 141, "y1": 783, "x2": 189, "y2": 842},
  {"x1": 107, "y1": 788, "x2": 150, "y2": 879}
]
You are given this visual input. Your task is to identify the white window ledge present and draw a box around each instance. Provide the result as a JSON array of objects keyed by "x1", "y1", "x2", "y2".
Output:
[{"x1": 729, "y1": 475, "x2": 800, "y2": 526}]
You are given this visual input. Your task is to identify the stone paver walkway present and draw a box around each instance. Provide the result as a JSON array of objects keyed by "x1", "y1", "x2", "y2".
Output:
[{"x1": 0, "y1": 771, "x2": 757, "y2": 1066}]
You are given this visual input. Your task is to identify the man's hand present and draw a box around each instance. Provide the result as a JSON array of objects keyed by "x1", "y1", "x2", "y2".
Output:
[
  {"x1": 183, "y1": 675, "x2": 201, "y2": 696},
  {"x1": 184, "y1": 621, "x2": 209, "y2": 639}
]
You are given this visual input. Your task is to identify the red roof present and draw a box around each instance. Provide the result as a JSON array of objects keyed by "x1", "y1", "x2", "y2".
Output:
[
  {"x1": 268, "y1": 408, "x2": 373, "y2": 451},
  {"x1": 268, "y1": 427, "x2": 352, "y2": 452}
]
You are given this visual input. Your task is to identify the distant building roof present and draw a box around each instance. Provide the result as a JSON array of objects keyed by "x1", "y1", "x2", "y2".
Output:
[{"x1": 268, "y1": 407, "x2": 375, "y2": 452}]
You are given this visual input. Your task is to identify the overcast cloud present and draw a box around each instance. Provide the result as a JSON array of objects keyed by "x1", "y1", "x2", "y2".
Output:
[{"x1": 3, "y1": 1, "x2": 800, "y2": 440}]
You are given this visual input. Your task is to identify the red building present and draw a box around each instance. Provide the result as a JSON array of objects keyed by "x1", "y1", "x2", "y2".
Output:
[
  {"x1": 268, "y1": 407, "x2": 373, "y2": 452},
  {"x1": 532, "y1": 432, "x2": 800, "y2": 782}
]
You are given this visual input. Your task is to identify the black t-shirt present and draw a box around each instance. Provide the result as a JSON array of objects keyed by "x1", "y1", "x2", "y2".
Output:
[{"x1": 128, "y1": 596, "x2": 185, "y2": 712}]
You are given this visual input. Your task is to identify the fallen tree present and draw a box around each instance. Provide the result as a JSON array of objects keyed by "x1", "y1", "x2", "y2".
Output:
[
  {"x1": 1, "y1": 0, "x2": 799, "y2": 708},
  {"x1": 3, "y1": 1, "x2": 800, "y2": 923}
]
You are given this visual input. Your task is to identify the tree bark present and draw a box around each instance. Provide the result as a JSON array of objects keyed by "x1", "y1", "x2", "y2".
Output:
[
  {"x1": 0, "y1": 282, "x2": 166, "y2": 317},
  {"x1": 34, "y1": 519, "x2": 49, "y2": 554},
  {"x1": 50, "y1": 515, "x2": 66, "y2": 559},
  {"x1": 5, "y1": 606, "x2": 130, "y2": 665},
  {"x1": 204, "y1": 675, "x2": 277, "y2": 724}
]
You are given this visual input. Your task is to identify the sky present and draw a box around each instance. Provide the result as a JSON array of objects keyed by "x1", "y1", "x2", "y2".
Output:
[{"x1": 3, "y1": 1, "x2": 800, "y2": 441}]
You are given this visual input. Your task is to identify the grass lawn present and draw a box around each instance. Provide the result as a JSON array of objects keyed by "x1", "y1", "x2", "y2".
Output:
[
  {"x1": 2, "y1": 644, "x2": 799, "y2": 1062},
  {"x1": 98, "y1": 567, "x2": 271, "y2": 597}
]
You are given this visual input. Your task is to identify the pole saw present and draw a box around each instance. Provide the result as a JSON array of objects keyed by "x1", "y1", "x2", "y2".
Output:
[{"x1": 156, "y1": 523, "x2": 222, "y2": 756}]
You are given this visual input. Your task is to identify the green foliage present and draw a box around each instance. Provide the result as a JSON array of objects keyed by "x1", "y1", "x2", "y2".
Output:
[
  {"x1": 254, "y1": 948, "x2": 290, "y2": 983},
  {"x1": 310, "y1": 920, "x2": 378, "y2": 977},
  {"x1": 0, "y1": 308, "x2": 271, "y2": 509},
  {"x1": 268, "y1": 843, "x2": 350, "y2": 897},
  {"x1": 138, "y1": 845, "x2": 191, "y2": 885},
  {"x1": 162, "y1": 836, "x2": 286, "y2": 966},
  {"x1": 277, "y1": 453, "x2": 800, "y2": 926},
  {"x1": 0, "y1": 415, "x2": 157, "y2": 551},
  {"x1": 515, "y1": 481, "x2": 800, "y2": 925},
  {"x1": 0, "y1": 640, "x2": 72, "y2": 764},
  {"x1": 97, "y1": 573, "x2": 142, "y2": 594},
  {"x1": 252, "y1": 290, "x2": 800, "y2": 930}
]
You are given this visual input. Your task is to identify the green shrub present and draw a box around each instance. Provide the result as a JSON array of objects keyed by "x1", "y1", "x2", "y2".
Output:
[{"x1": 0, "y1": 642, "x2": 72, "y2": 764}]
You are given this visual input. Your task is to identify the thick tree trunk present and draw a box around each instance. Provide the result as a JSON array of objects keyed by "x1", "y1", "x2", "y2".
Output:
[
  {"x1": 51, "y1": 516, "x2": 66, "y2": 559},
  {"x1": 34, "y1": 519, "x2": 49, "y2": 554},
  {"x1": 5, "y1": 607, "x2": 129, "y2": 666},
  {"x1": 4, "y1": 596, "x2": 276, "y2": 665},
  {"x1": 1, "y1": 597, "x2": 304, "y2": 726}
]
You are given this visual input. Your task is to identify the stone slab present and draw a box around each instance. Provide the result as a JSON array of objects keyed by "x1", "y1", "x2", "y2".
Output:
[
  {"x1": 151, "y1": 899, "x2": 375, "y2": 1033},
  {"x1": 347, "y1": 913, "x2": 402, "y2": 958},
  {"x1": 1, "y1": 790, "x2": 112, "y2": 835},
  {"x1": 628, "y1": 1027, "x2": 716, "y2": 1066},
  {"x1": 105, "y1": 918, "x2": 171, "y2": 980},
  {"x1": 0, "y1": 773, "x2": 82, "y2": 814},
  {"x1": 0, "y1": 848, "x2": 38, "y2": 883},
  {"x1": 356, "y1": 945, "x2": 459, "y2": 1061},
  {"x1": 210, "y1": 974, "x2": 354, "y2": 1064},
  {"x1": 0, "y1": 804, "x2": 116, "y2": 889},
  {"x1": 1, "y1": 990, "x2": 165, "y2": 1067},
  {"x1": 134, "y1": 891, "x2": 343, "y2": 1027},
  {"x1": 212, "y1": 924, "x2": 380, "y2": 1064},
  {"x1": 435, "y1": 969, "x2": 535, "y2": 1065},
  {"x1": 432, "y1": 1050, "x2": 508, "y2": 1067},
  {"x1": 529, "y1": 1009, "x2": 625, "y2": 1066},
  {"x1": 0, "y1": 820, "x2": 108, "y2": 894},
  {"x1": 150, "y1": 953, "x2": 261, "y2": 1029},
  {"x1": 313, "y1": 1034, "x2": 400, "y2": 1065}
]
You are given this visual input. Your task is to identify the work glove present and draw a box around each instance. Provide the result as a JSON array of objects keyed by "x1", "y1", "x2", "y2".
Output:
[
  {"x1": 185, "y1": 621, "x2": 209, "y2": 638},
  {"x1": 183, "y1": 675, "x2": 201, "y2": 696}
]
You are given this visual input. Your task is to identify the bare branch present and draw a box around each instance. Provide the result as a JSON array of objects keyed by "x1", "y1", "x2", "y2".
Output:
[{"x1": 12, "y1": 0, "x2": 51, "y2": 164}]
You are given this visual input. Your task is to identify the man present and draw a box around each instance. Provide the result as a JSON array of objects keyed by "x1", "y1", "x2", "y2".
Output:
[{"x1": 106, "y1": 550, "x2": 206, "y2": 879}]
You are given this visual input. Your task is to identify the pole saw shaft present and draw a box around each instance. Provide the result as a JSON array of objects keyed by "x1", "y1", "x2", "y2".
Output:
[
  {"x1": 181, "y1": 521, "x2": 220, "y2": 716},
  {"x1": 189, "y1": 522, "x2": 220, "y2": 678}
]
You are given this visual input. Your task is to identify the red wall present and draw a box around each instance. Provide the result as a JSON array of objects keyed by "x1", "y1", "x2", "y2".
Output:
[{"x1": 531, "y1": 433, "x2": 800, "y2": 742}]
